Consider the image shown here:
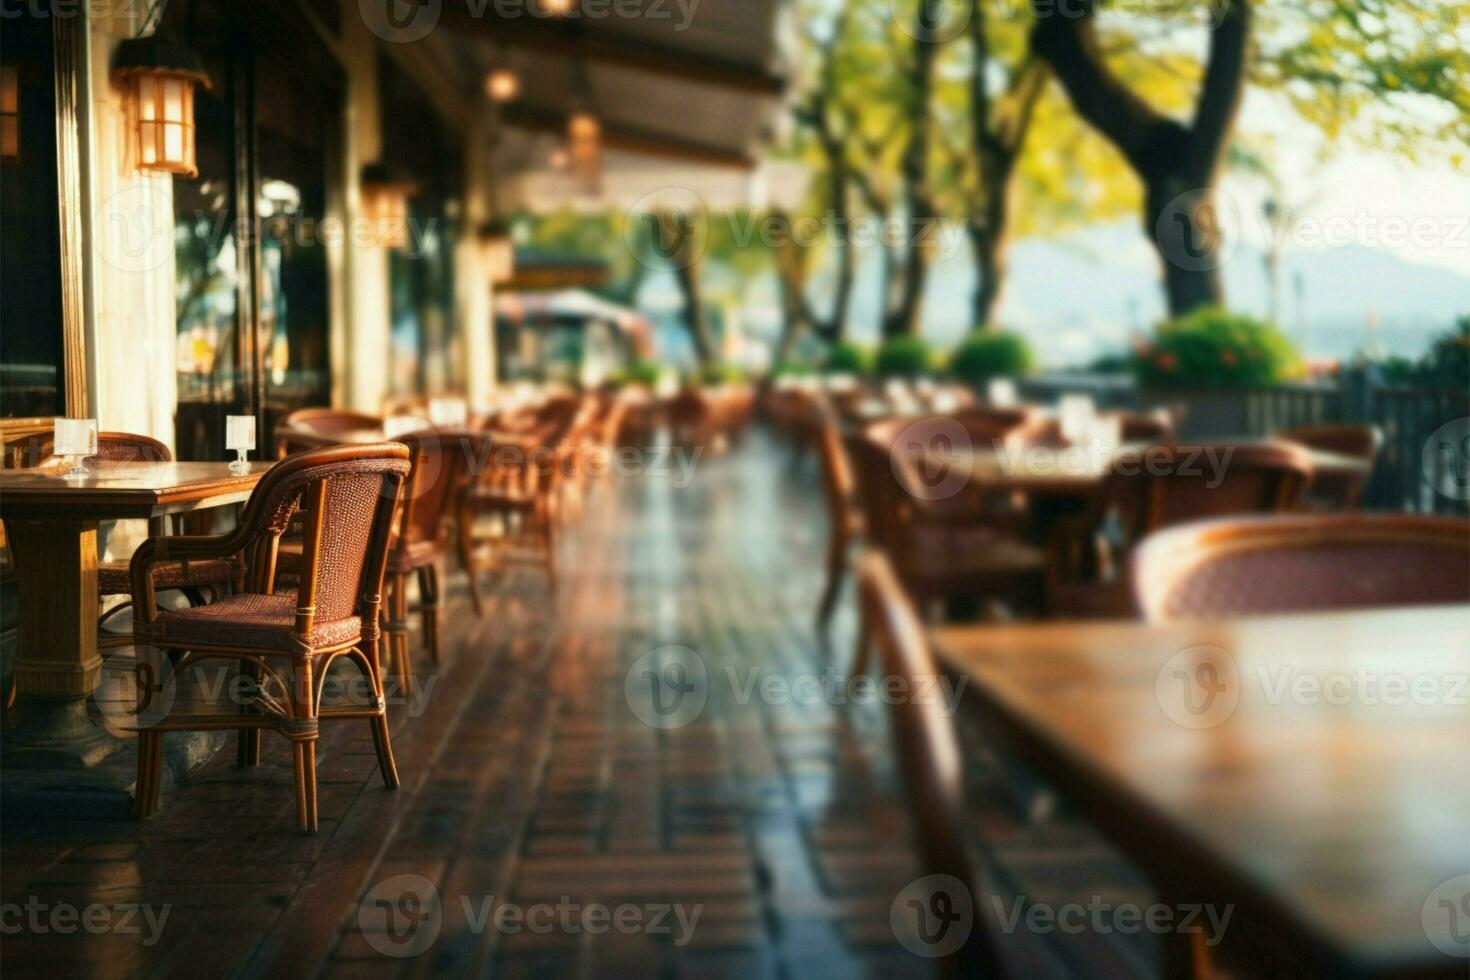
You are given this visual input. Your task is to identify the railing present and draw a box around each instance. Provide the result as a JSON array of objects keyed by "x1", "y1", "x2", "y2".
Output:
[{"x1": 1025, "y1": 372, "x2": 1468, "y2": 515}]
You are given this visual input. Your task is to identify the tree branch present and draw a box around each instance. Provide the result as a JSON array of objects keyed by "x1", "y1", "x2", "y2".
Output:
[
  {"x1": 1189, "y1": 0, "x2": 1252, "y2": 178},
  {"x1": 1029, "y1": 0, "x2": 1166, "y2": 171}
]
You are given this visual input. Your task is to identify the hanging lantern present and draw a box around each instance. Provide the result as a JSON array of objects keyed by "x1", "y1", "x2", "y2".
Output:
[
  {"x1": 485, "y1": 69, "x2": 519, "y2": 103},
  {"x1": 477, "y1": 219, "x2": 515, "y2": 285},
  {"x1": 112, "y1": 36, "x2": 211, "y2": 178},
  {"x1": 567, "y1": 110, "x2": 601, "y2": 185},
  {"x1": 360, "y1": 162, "x2": 416, "y2": 250},
  {"x1": 1, "y1": 64, "x2": 18, "y2": 163}
]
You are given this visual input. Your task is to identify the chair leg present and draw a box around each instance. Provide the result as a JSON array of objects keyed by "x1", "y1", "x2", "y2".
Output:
[
  {"x1": 542, "y1": 518, "x2": 558, "y2": 596},
  {"x1": 852, "y1": 605, "x2": 873, "y2": 679},
  {"x1": 236, "y1": 660, "x2": 262, "y2": 768},
  {"x1": 418, "y1": 563, "x2": 440, "y2": 666},
  {"x1": 290, "y1": 659, "x2": 319, "y2": 834},
  {"x1": 134, "y1": 729, "x2": 162, "y2": 818},
  {"x1": 365, "y1": 641, "x2": 400, "y2": 790},
  {"x1": 458, "y1": 520, "x2": 486, "y2": 617},
  {"x1": 383, "y1": 573, "x2": 411, "y2": 699},
  {"x1": 816, "y1": 540, "x2": 847, "y2": 633}
]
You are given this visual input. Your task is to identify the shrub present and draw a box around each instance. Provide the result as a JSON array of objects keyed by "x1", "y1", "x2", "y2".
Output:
[
  {"x1": 1419, "y1": 315, "x2": 1470, "y2": 388},
  {"x1": 1132, "y1": 307, "x2": 1301, "y2": 387},
  {"x1": 948, "y1": 330, "x2": 1034, "y2": 384},
  {"x1": 874, "y1": 335, "x2": 937, "y2": 379},
  {"x1": 699, "y1": 362, "x2": 744, "y2": 386},
  {"x1": 824, "y1": 341, "x2": 872, "y2": 375},
  {"x1": 618, "y1": 358, "x2": 663, "y2": 388}
]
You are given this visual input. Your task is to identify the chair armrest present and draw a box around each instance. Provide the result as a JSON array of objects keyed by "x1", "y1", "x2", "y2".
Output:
[{"x1": 129, "y1": 531, "x2": 250, "y2": 622}]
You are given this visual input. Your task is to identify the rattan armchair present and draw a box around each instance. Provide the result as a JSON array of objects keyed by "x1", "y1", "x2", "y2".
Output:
[
  {"x1": 856, "y1": 551, "x2": 1008, "y2": 979},
  {"x1": 1279, "y1": 423, "x2": 1383, "y2": 511},
  {"x1": 129, "y1": 443, "x2": 410, "y2": 832},
  {"x1": 382, "y1": 429, "x2": 475, "y2": 689},
  {"x1": 1133, "y1": 513, "x2": 1470, "y2": 621}
]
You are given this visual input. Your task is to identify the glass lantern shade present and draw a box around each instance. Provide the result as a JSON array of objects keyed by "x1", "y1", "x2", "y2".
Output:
[
  {"x1": 361, "y1": 163, "x2": 415, "y2": 250},
  {"x1": 478, "y1": 221, "x2": 515, "y2": 284},
  {"x1": 113, "y1": 38, "x2": 210, "y2": 178},
  {"x1": 486, "y1": 69, "x2": 519, "y2": 102},
  {"x1": 1, "y1": 64, "x2": 18, "y2": 162},
  {"x1": 568, "y1": 111, "x2": 601, "y2": 183}
]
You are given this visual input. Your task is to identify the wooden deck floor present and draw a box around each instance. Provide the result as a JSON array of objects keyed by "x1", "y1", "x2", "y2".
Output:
[{"x1": 1, "y1": 433, "x2": 1154, "y2": 979}]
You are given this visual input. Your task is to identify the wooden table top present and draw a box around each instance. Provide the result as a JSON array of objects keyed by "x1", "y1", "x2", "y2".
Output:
[
  {"x1": 930, "y1": 439, "x2": 1372, "y2": 493},
  {"x1": 0, "y1": 460, "x2": 271, "y2": 520},
  {"x1": 930, "y1": 606, "x2": 1470, "y2": 976}
]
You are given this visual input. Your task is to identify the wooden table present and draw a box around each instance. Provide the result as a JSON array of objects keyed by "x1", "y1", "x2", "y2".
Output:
[
  {"x1": 931, "y1": 606, "x2": 1470, "y2": 977},
  {"x1": 935, "y1": 440, "x2": 1373, "y2": 495},
  {"x1": 1, "y1": 461, "x2": 270, "y2": 766}
]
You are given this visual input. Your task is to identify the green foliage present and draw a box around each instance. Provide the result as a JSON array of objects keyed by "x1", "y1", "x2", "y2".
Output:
[
  {"x1": 824, "y1": 341, "x2": 873, "y2": 375},
  {"x1": 1420, "y1": 316, "x2": 1470, "y2": 387},
  {"x1": 698, "y1": 362, "x2": 746, "y2": 386},
  {"x1": 1133, "y1": 308, "x2": 1303, "y2": 388},
  {"x1": 617, "y1": 358, "x2": 664, "y2": 388},
  {"x1": 948, "y1": 330, "x2": 1035, "y2": 383},
  {"x1": 874, "y1": 336, "x2": 937, "y2": 378},
  {"x1": 772, "y1": 361, "x2": 818, "y2": 378},
  {"x1": 1363, "y1": 316, "x2": 1470, "y2": 388}
]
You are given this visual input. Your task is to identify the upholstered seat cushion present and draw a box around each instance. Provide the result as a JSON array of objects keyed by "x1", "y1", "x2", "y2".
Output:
[
  {"x1": 98, "y1": 558, "x2": 237, "y2": 596},
  {"x1": 142, "y1": 593, "x2": 362, "y2": 654}
]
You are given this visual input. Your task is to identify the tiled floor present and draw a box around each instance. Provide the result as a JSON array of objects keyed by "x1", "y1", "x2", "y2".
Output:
[{"x1": 1, "y1": 432, "x2": 1154, "y2": 979}]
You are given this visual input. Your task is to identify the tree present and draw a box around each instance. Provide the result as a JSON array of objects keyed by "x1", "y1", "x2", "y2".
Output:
[
  {"x1": 1033, "y1": 0, "x2": 1470, "y2": 317},
  {"x1": 1032, "y1": 0, "x2": 1251, "y2": 315}
]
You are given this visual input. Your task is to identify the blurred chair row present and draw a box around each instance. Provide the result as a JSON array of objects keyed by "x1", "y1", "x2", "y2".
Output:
[{"x1": 791, "y1": 387, "x2": 1396, "y2": 646}]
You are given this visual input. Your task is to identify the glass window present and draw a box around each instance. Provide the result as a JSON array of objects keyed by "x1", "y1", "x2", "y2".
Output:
[{"x1": 0, "y1": 19, "x2": 65, "y2": 419}]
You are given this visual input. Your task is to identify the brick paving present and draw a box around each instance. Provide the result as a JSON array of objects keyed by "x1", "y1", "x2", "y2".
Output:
[{"x1": 1, "y1": 433, "x2": 1156, "y2": 979}]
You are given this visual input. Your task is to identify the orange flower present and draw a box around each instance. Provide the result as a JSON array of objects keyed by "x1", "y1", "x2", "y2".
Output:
[
  {"x1": 1220, "y1": 350, "x2": 1238, "y2": 367},
  {"x1": 1156, "y1": 353, "x2": 1177, "y2": 371}
]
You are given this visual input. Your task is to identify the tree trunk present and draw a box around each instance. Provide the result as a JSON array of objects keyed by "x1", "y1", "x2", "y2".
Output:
[
  {"x1": 968, "y1": 169, "x2": 1014, "y2": 328},
  {"x1": 1031, "y1": 0, "x2": 1249, "y2": 319},
  {"x1": 656, "y1": 210, "x2": 716, "y2": 365},
  {"x1": 1146, "y1": 179, "x2": 1226, "y2": 316},
  {"x1": 674, "y1": 259, "x2": 715, "y2": 365}
]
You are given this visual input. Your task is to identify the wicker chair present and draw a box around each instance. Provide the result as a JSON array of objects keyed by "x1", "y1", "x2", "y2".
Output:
[
  {"x1": 1133, "y1": 513, "x2": 1470, "y2": 622},
  {"x1": 1048, "y1": 441, "x2": 1314, "y2": 619},
  {"x1": 856, "y1": 551, "x2": 1008, "y2": 979},
  {"x1": 812, "y1": 396, "x2": 863, "y2": 634},
  {"x1": 129, "y1": 443, "x2": 410, "y2": 832},
  {"x1": 274, "y1": 408, "x2": 383, "y2": 458},
  {"x1": 846, "y1": 418, "x2": 1046, "y2": 669},
  {"x1": 381, "y1": 430, "x2": 475, "y2": 690},
  {"x1": 457, "y1": 403, "x2": 579, "y2": 611},
  {"x1": 3, "y1": 431, "x2": 242, "y2": 648},
  {"x1": 1279, "y1": 423, "x2": 1383, "y2": 511}
]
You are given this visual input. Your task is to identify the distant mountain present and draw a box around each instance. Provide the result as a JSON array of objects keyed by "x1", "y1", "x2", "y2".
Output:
[{"x1": 822, "y1": 222, "x2": 1469, "y2": 366}]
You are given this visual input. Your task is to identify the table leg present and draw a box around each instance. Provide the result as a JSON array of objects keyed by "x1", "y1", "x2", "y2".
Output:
[{"x1": 2, "y1": 518, "x2": 120, "y2": 768}]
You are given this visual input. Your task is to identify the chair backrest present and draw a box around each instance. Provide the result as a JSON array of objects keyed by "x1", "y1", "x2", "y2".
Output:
[
  {"x1": 1105, "y1": 441, "x2": 1313, "y2": 543},
  {"x1": 5, "y1": 430, "x2": 171, "y2": 468},
  {"x1": 856, "y1": 551, "x2": 1006, "y2": 978},
  {"x1": 812, "y1": 397, "x2": 858, "y2": 543},
  {"x1": 393, "y1": 430, "x2": 474, "y2": 556},
  {"x1": 244, "y1": 443, "x2": 410, "y2": 630},
  {"x1": 281, "y1": 407, "x2": 384, "y2": 435},
  {"x1": 1133, "y1": 513, "x2": 1470, "y2": 621},
  {"x1": 1014, "y1": 409, "x2": 1174, "y2": 448},
  {"x1": 1280, "y1": 423, "x2": 1383, "y2": 510}
]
